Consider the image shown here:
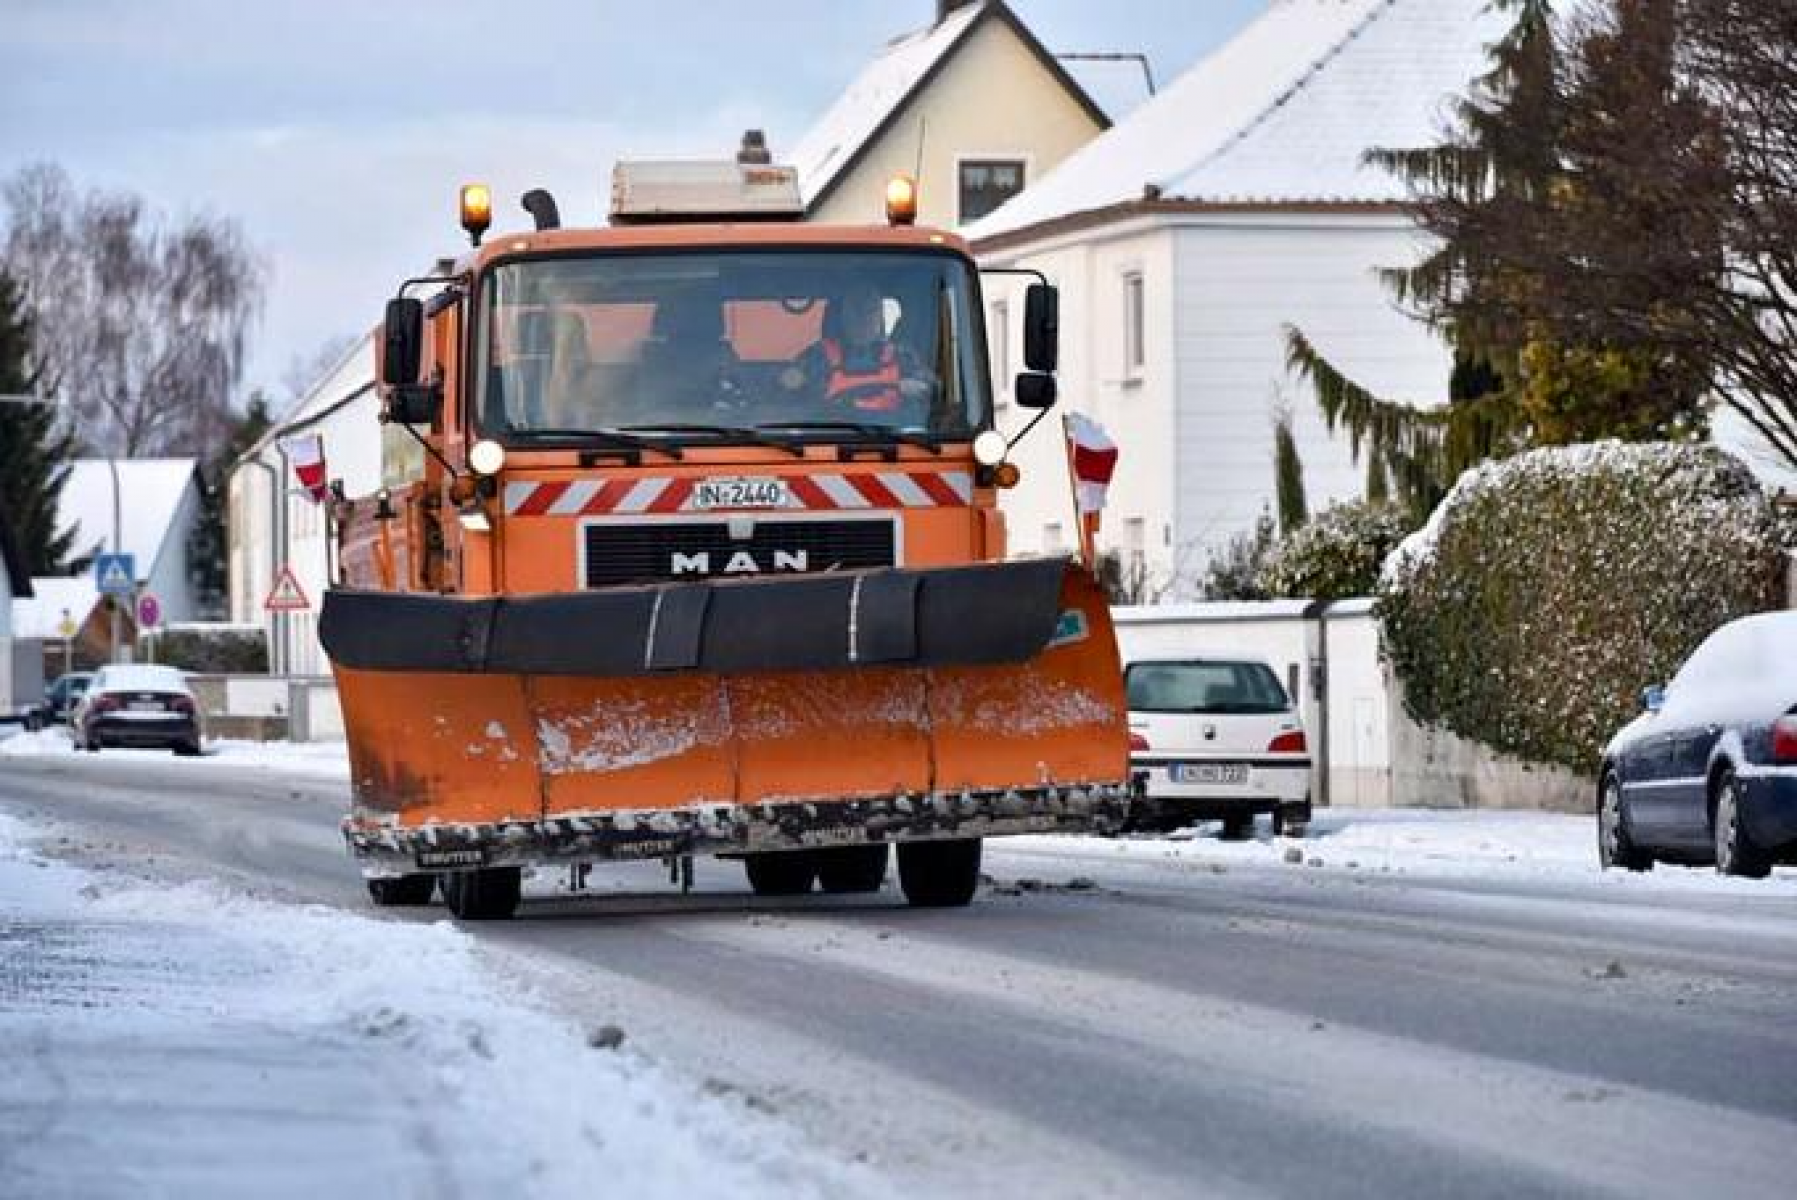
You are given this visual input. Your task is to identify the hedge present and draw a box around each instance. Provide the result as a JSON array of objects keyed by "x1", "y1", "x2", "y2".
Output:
[
  {"x1": 141, "y1": 624, "x2": 269, "y2": 674},
  {"x1": 1378, "y1": 442, "x2": 1786, "y2": 774},
  {"x1": 1259, "y1": 502, "x2": 1414, "y2": 602}
]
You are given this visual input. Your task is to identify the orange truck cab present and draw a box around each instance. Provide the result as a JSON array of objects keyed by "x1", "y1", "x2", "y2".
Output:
[{"x1": 319, "y1": 160, "x2": 1131, "y2": 919}]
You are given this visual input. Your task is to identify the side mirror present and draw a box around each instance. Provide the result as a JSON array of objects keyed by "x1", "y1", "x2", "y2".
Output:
[
  {"x1": 1014, "y1": 372, "x2": 1057, "y2": 410},
  {"x1": 1641, "y1": 684, "x2": 1665, "y2": 713},
  {"x1": 381, "y1": 298, "x2": 424, "y2": 387},
  {"x1": 1023, "y1": 283, "x2": 1058, "y2": 374}
]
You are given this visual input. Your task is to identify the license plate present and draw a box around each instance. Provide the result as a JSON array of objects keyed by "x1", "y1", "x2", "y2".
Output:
[
  {"x1": 1172, "y1": 762, "x2": 1249, "y2": 785},
  {"x1": 693, "y1": 477, "x2": 790, "y2": 510},
  {"x1": 128, "y1": 700, "x2": 164, "y2": 713}
]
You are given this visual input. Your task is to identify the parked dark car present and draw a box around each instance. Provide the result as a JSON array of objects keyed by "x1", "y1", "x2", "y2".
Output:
[
  {"x1": 24, "y1": 671, "x2": 93, "y2": 731},
  {"x1": 1599, "y1": 610, "x2": 1797, "y2": 876},
  {"x1": 71, "y1": 664, "x2": 203, "y2": 755}
]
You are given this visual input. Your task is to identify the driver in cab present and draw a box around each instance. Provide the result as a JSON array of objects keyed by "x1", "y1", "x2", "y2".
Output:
[{"x1": 780, "y1": 282, "x2": 933, "y2": 418}]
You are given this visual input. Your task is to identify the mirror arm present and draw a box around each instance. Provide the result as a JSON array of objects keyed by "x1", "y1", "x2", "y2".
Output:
[{"x1": 1003, "y1": 402, "x2": 1057, "y2": 455}]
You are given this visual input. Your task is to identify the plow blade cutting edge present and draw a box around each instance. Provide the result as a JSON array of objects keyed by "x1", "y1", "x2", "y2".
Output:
[{"x1": 319, "y1": 558, "x2": 1132, "y2": 873}]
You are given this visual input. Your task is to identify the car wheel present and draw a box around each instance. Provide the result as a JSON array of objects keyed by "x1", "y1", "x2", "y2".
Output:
[
  {"x1": 1713, "y1": 770, "x2": 1771, "y2": 879},
  {"x1": 440, "y1": 867, "x2": 522, "y2": 920},
  {"x1": 24, "y1": 712, "x2": 42, "y2": 732},
  {"x1": 898, "y1": 839, "x2": 982, "y2": 908},
  {"x1": 1219, "y1": 814, "x2": 1254, "y2": 841},
  {"x1": 1598, "y1": 773, "x2": 1652, "y2": 872},
  {"x1": 367, "y1": 874, "x2": 438, "y2": 907},
  {"x1": 815, "y1": 844, "x2": 888, "y2": 894},
  {"x1": 744, "y1": 851, "x2": 817, "y2": 896}
]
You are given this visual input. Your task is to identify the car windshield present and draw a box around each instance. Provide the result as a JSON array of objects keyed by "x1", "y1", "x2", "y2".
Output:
[
  {"x1": 476, "y1": 249, "x2": 989, "y2": 445},
  {"x1": 1126, "y1": 661, "x2": 1292, "y2": 715}
]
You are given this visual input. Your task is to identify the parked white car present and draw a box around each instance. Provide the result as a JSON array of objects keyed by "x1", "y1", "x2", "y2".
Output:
[{"x1": 1126, "y1": 656, "x2": 1312, "y2": 837}]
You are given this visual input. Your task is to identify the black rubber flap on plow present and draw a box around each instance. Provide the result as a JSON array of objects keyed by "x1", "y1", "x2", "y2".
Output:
[{"x1": 320, "y1": 557, "x2": 1070, "y2": 677}]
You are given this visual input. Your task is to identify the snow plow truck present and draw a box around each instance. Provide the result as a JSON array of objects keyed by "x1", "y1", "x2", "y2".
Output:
[{"x1": 318, "y1": 154, "x2": 1132, "y2": 919}]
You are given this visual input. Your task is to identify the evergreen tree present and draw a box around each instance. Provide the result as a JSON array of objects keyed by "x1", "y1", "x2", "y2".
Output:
[
  {"x1": 1286, "y1": 0, "x2": 1722, "y2": 514},
  {"x1": 1272, "y1": 411, "x2": 1309, "y2": 535},
  {"x1": 0, "y1": 269, "x2": 75, "y2": 574},
  {"x1": 186, "y1": 391, "x2": 273, "y2": 617}
]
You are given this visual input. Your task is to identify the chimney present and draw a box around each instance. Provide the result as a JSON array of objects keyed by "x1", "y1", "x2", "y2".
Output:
[
  {"x1": 737, "y1": 129, "x2": 772, "y2": 166},
  {"x1": 936, "y1": 0, "x2": 979, "y2": 25}
]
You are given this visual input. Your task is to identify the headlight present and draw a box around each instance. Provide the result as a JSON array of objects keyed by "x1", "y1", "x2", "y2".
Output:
[
  {"x1": 469, "y1": 439, "x2": 506, "y2": 477},
  {"x1": 973, "y1": 430, "x2": 1009, "y2": 467}
]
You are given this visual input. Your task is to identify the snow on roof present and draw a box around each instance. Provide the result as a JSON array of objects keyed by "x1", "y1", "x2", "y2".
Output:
[
  {"x1": 270, "y1": 333, "x2": 376, "y2": 438},
  {"x1": 56, "y1": 459, "x2": 198, "y2": 573},
  {"x1": 970, "y1": 0, "x2": 1507, "y2": 242},
  {"x1": 13, "y1": 575, "x2": 99, "y2": 639},
  {"x1": 788, "y1": 2, "x2": 989, "y2": 209}
]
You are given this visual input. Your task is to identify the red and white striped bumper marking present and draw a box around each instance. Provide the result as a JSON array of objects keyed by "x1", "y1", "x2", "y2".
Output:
[{"x1": 504, "y1": 471, "x2": 972, "y2": 516}]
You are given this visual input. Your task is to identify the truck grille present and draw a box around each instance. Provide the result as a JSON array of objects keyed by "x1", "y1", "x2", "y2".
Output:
[{"x1": 582, "y1": 519, "x2": 897, "y2": 588}]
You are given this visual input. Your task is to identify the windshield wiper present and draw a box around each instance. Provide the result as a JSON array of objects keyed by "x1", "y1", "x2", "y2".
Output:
[
  {"x1": 509, "y1": 428, "x2": 683, "y2": 460},
  {"x1": 754, "y1": 421, "x2": 941, "y2": 454},
  {"x1": 616, "y1": 423, "x2": 807, "y2": 458}
]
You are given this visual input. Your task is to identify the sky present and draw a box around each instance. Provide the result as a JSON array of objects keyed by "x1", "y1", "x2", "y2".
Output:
[{"x1": 1, "y1": 0, "x2": 1267, "y2": 408}]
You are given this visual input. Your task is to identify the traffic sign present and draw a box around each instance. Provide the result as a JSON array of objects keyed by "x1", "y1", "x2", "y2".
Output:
[
  {"x1": 264, "y1": 564, "x2": 311, "y2": 613},
  {"x1": 136, "y1": 592, "x2": 162, "y2": 630},
  {"x1": 56, "y1": 609, "x2": 77, "y2": 639},
  {"x1": 95, "y1": 553, "x2": 135, "y2": 597}
]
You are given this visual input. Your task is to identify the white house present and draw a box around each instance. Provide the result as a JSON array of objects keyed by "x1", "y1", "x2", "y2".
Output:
[
  {"x1": 788, "y1": 0, "x2": 1110, "y2": 228},
  {"x1": 229, "y1": 335, "x2": 381, "y2": 676},
  {"x1": 969, "y1": 0, "x2": 1507, "y2": 597}
]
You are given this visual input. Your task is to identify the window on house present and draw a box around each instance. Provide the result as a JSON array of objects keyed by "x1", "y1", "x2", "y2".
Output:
[
  {"x1": 1124, "y1": 517, "x2": 1146, "y2": 576},
  {"x1": 1122, "y1": 271, "x2": 1145, "y2": 377},
  {"x1": 959, "y1": 159, "x2": 1026, "y2": 225},
  {"x1": 989, "y1": 299, "x2": 1010, "y2": 407}
]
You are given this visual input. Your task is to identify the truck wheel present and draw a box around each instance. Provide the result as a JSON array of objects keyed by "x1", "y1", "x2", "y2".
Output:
[
  {"x1": 367, "y1": 874, "x2": 437, "y2": 907},
  {"x1": 744, "y1": 852, "x2": 817, "y2": 896},
  {"x1": 898, "y1": 839, "x2": 981, "y2": 908},
  {"x1": 441, "y1": 867, "x2": 521, "y2": 920},
  {"x1": 816, "y1": 844, "x2": 888, "y2": 894}
]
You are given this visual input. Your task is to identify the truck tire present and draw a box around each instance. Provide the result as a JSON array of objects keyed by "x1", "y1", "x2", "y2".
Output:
[
  {"x1": 815, "y1": 844, "x2": 888, "y2": 894},
  {"x1": 744, "y1": 851, "x2": 817, "y2": 896},
  {"x1": 898, "y1": 839, "x2": 981, "y2": 908},
  {"x1": 367, "y1": 874, "x2": 437, "y2": 907},
  {"x1": 441, "y1": 867, "x2": 521, "y2": 920}
]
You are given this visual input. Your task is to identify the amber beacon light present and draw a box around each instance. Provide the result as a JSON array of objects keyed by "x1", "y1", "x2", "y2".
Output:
[
  {"x1": 885, "y1": 175, "x2": 918, "y2": 226},
  {"x1": 459, "y1": 183, "x2": 493, "y2": 246}
]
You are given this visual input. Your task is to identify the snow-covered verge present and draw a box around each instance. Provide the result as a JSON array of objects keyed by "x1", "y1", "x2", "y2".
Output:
[
  {"x1": 1011, "y1": 809, "x2": 1797, "y2": 896},
  {"x1": 0, "y1": 723, "x2": 350, "y2": 780},
  {"x1": 0, "y1": 809, "x2": 876, "y2": 1200}
]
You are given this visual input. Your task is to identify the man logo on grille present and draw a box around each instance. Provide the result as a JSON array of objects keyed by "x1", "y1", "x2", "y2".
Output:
[{"x1": 671, "y1": 549, "x2": 811, "y2": 575}]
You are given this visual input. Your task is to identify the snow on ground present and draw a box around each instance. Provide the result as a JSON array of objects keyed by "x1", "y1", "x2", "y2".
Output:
[
  {"x1": 0, "y1": 723, "x2": 350, "y2": 779},
  {"x1": 0, "y1": 809, "x2": 878, "y2": 1200},
  {"x1": 1013, "y1": 808, "x2": 1797, "y2": 896}
]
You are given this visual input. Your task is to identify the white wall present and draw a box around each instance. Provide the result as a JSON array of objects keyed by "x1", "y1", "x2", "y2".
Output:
[
  {"x1": 982, "y1": 219, "x2": 1180, "y2": 587},
  {"x1": 1169, "y1": 213, "x2": 1451, "y2": 586}
]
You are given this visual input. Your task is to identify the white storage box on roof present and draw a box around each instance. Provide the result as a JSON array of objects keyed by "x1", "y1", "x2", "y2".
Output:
[{"x1": 610, "y1": 160, "x2": 804, "y2": 225}]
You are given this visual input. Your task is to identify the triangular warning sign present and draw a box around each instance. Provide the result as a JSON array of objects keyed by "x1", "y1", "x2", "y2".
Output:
[{"x1": 264, "y1": 564, "x2": 311, "y2": 613}]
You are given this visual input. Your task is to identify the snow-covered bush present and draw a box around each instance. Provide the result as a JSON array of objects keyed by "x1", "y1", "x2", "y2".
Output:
[
  {"x1": 1379, "y1": 442, "x2": 1786, "y2": 773},
  {"x1": 1259, "y1": 502, "x2": 1415, "y2": 602},
  {"x1": 143, "y1": 623, "x2": 268, "y2": 674}
]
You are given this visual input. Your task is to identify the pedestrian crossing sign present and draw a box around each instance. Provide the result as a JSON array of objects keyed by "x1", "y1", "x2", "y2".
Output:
[
  {"x1": 264, "y1": 564, "x2": 311, "y2": 613},
  {"x1": 95, "y1": 553, "x2": 135, "y2": 597}
]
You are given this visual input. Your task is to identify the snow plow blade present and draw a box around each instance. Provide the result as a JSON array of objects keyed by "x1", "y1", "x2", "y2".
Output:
[{"x1": 319, "y1": 559, "x2": 1131, "y2": 873}]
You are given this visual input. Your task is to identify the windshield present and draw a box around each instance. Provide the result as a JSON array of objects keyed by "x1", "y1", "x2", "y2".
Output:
[
  {"x1": 476, "y1": 250, "x2": 989, "y2": 445},
  {"x1": 1125, "y1": 661, "x2": 1292, "y2": 715}
]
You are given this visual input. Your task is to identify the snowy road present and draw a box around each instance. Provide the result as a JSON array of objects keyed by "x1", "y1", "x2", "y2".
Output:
[{"x1": 3, "y1": 744, "x2": 1795, "y2": 1199}]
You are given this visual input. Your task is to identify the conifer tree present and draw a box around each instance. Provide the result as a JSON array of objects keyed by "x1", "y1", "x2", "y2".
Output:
[{"x1": 0, "y1": 269, "x2": 75, "y2": 574}]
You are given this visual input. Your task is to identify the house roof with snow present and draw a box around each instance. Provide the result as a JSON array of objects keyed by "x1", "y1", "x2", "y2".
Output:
[
  {"x1": 56, "y1": 458, "x2": 199, "y2": 574},
  {"x1": 970, "y1": 0, "x2": 1509, "y2": 248},
  {"x1": 789, "y1": 0, "x2": 1109, "y2": 214},
  {"x1": 12, "y1": 576, "x2": 96, "y2": 640}
]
